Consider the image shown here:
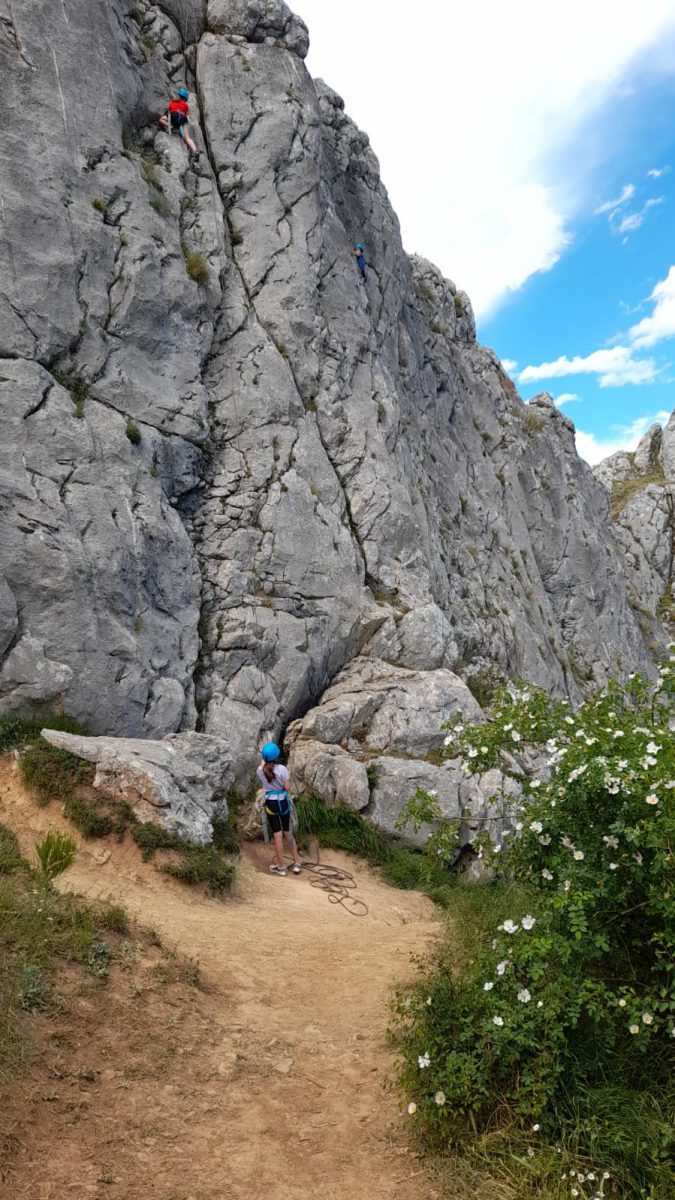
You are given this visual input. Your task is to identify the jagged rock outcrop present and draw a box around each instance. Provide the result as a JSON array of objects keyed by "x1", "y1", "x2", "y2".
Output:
[
  {"x1": 0, "y1": 0, "x2": 664, "y2": 831},
  {"x1": 41, "y1": 728, "x2": 232, "y2": 844},
  {"x1": 594, "y1": 416, "x2": 674, "y2": 643}
]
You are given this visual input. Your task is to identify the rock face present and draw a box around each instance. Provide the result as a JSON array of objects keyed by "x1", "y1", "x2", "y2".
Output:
[
  {"x1": 41, "y1": 729, "x2": 233, "y2": 844},
  {"x1": 0, "y1": 0, "x2": 667, "y2": 837},
  {"x1": 594, "y1": 418, "x2": 674, "y2": 646}
]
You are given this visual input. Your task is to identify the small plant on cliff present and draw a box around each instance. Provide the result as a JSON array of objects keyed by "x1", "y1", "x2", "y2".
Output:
[
  {"x1": 52, "y1": 369, "x2": 89, "y2": 419},
  {"x1": 126, "y1": 419, "x2": 141, "y2": 445},
  {"x1": 391, "y1": 664, "x2": 675, "y2": 1199},
  {"x1": 182, "y1": 247, "x2": 210, "y2": 285}
]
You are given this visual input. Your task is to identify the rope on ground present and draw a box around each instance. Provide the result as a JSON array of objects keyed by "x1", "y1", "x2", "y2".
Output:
[{"x1": 285, "y1": 837, "x2": 369, "y2": 917}]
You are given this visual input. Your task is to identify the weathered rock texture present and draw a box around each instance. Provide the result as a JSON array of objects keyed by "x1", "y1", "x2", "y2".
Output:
[
  {"x1": 594, "y1": 417, "x2": 675, "y2": 647},
  {"x1": 0, "y1": 0, "x2": 666, "y2": 829},
  {"x1": 42, "y1": 728, "x2": 232, "y2": 844}
]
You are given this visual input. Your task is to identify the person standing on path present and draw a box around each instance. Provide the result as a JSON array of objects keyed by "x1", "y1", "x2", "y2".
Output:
[{"x1": 256, "y1": 743, "x2": 302, "y2": 877}]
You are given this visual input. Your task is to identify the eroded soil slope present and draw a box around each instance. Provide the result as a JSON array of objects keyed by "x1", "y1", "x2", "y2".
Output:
[{"x1": 0, "y1": 759, "x2": 439, "y2": 1200}]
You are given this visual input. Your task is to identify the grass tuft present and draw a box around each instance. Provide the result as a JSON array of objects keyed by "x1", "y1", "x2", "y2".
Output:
[
  {"x1": 51, "y1": 370, "x2": 89, "y2": 419},
  {"x1": 182, "y1": 247, "x2": 209, "y2": 285},
  {"x1": 611, "y1": 467, "x2": 666, "y2": 519},
  {"x1": 34, "y1": 830, "x2": 77, "y2": 881},
  {"x1": 126, "y1": 419, "x2": 141, "y2": 445}
]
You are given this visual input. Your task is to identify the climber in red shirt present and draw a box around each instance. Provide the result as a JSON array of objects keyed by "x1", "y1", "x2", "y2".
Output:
[{"x1": 159, "y1": 87, "x2": 200, "y2": 161}]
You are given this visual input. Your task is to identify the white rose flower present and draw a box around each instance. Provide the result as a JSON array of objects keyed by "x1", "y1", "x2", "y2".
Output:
[
  {"x1": 434, "y1": 1090, "x2": 446, "y2": 1105},
  {"x1": 521, "y1": 915, "x2": 536, "y2": 930},
  {"x1": 573, "y1": 850, "x2": 585, "y2": 861},
  {"x1": 542, "y1": 868, "x2": 553, "y2": 880},
  {"x1": 407, "y1": 1102, "x2": 417, "y2": 1115},
  {"x1": 517, "y1": 988, "x2": 531, "y2": 1003},
  {"x1": 642, "y1": 1012, "x2": 653, "y2": 1025},
  {"x1": 496, "y1": 961, "x2": 507, "y2": 975},
  {"x1": 484, "y1": 981, "x2": 494, "y2": 991},
  {"x1": 492, "y1": 1016, "x2": 504, "y2": 1026},
  {"x1": 645, "y1": 794, "x2": 659, "y2": 806},
  {"x1": 530, "y1": 821, "x2": 543, "y2": 833},
  {"x1": 629, "y1": 1024, "x2": 640, "y2": 1035}
]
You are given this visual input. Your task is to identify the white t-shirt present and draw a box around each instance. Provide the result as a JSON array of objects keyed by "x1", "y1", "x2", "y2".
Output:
[{"x1": 256, "y1": 763, "x2": 290, "y2": 795}]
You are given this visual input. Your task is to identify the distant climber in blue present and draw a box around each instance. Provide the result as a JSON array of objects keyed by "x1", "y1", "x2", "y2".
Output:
[{"x1": 354, "y1": 243, "x2": 367, "y2": 280}]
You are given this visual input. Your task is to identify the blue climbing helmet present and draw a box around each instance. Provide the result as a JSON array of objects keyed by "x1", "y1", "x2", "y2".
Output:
[
  {"x1": 355, "y1": 243, "x2": 365, "y2": 251},
  {"x1": 261, "y1": 742, "x2": 281, "y2": 763},
  {"x1": 177, "y1": 87, "x2": 189, "y2": 100}
]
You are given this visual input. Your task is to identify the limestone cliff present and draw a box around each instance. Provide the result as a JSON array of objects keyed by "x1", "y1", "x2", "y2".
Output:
[
  {"x1": 0, "y1": 0, "x2": 661, "y2": 815},
  {"x1": 594, "y1": 416, "x2": 675, "y2": 648}
]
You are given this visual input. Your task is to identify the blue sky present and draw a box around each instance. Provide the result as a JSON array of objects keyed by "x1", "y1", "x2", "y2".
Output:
[
  {"x1": 298, "y1": 0, "x2": 675, "y2": 463},
  {"x1": 482, "y1": 74, "x2": 675, "y2": 462}
]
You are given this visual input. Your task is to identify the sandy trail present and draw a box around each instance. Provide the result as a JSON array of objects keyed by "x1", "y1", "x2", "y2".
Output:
[{"x1": 1, "y1": 761, "x2": 441, "y2": 1200}]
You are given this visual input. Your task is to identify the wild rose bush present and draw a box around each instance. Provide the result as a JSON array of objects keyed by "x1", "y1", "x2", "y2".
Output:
[{"x1": 392, "y1": 667, "x2": 674, "y2": 1197}]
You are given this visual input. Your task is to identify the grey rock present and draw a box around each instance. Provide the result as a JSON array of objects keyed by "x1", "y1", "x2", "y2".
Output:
[
  {"x1": 41, "y1": 729, "x2": 233, "y2": 844},
  {"x1": 287, "y1": 738, "x2": 370, "y2": 812},
  {"x1": 207, "y1": 0, "x2": 309, "y2": 56},
  {"x1": 286, "y1": 656, "x2": 481, "y2": 757},
  {"x1": 0, "y1": 577, "x2": 18, "y2": 658},
  {"x1": 662, "y1": 412, "x2": 675, "y2": 482},
  {"x1": 634, "y1": 424, "x2": 663, "y2": 474}
]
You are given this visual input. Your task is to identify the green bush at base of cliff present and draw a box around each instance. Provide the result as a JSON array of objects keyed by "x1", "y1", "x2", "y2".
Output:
[{"x1": 390, "y1": 670, "x2": 675, "y2": 1199}]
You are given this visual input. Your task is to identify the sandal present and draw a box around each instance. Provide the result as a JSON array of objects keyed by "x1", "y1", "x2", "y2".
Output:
[{"x1": 269, "y1": 864, "x2": 287, "y2": 876}]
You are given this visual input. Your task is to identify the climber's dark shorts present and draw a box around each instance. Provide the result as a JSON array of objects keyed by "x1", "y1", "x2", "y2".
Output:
[
  {"x1": 265, "y1": 808, "x2": 291, "y2": 835},
  {"x1": 169, "y1": 111, "x2": 188, "y2": 132}
]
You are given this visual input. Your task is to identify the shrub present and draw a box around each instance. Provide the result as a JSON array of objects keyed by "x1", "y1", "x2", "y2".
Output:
[
  {"x1": 126, "y1": 419, "x2": 141, "y2": 445},
  {"x1": 150, "y1": 192, "x2": 170, "y2": 217},
  {"x1": 163, "y1": 844, "x2": 235, "y2": 894},
  {"x1": 63, "y1": 794, "x2": 114, "y2": 839},
  {"x1": 18, "y1": 964, "x2": 51, "y2": 1011},
  {"x1": 51, "y1": 369, "x2": 89, "y2": 419},
  {"x1": 20, "y1": 740, "x2": 93, "y2": 805},
  {"x1": 98, "y1": 903, "x2": 130, "y2": 935},
  {"x1": 91, "y1": 196, "x2": 107, "y2": 214},
  {"x1": 0, "y1": 824, "x2": 23, "y2": 874},
  {"x1": 391, "y1": 668, "x2": 675, "y2": 1198},
  {"x1": 34, "y1": 830, "x2": 77, "y2": 881},
  {"x1": 523, "y1": 407, "x2": 545, "y2": 435},
  {"x1": 182, "y1": 248, "x2": 209, "y2": 284},
  {"x1": 131, "y1": 821, "x2": 237, "y2": 895}
]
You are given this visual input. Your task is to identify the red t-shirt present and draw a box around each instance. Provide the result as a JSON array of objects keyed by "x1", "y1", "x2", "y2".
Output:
[{"x1": 168, "y1": 99, "x2": 189, "y2": 116}]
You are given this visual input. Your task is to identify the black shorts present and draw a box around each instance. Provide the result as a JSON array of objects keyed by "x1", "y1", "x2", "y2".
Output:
[
  {"x1": 169, "y1": 111, "x2": 188, "y2": 131},
  {"x1": 266, "y1": 809, "x2": 290, "y2": 834}
]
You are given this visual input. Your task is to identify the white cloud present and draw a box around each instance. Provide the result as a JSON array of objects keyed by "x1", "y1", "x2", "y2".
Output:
[
  {"x1": 594, "y1": 183, "x2": 635, "y2": 215},
  {"x1": 647, "y1": 165, "x2": 670, "y2": 178},
  {"x1": 501, "y1": 358, "x2": 518, "y2": 374},
  {"x1": 576, "y1": 411, "x2": 671, "y2": 464},
  {"x1": 519, "y1": 346, "x2": 657, "y2": 387},
  {"x1": 555, "y1": 393, "x2": 582, "y2": 405},
  {"x1": 628, "y1": 265, "x2": 675, "y2": 347},
  {"x1": 300, "y1": 1, "x2": 675, "y2": 315},
  {"x1": 614, "y1": 195, "x2": 664, "y2": 236}
]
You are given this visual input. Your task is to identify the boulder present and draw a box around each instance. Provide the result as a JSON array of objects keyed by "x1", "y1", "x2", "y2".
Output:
[{"x1": 41, "y1": 730, "x2": 233, "y2": 846}]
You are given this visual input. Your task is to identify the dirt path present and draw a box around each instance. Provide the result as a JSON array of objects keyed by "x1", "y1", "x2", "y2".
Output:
[{"x1": 1, "y1": 761, "x2": 441, "y2": 1200}]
